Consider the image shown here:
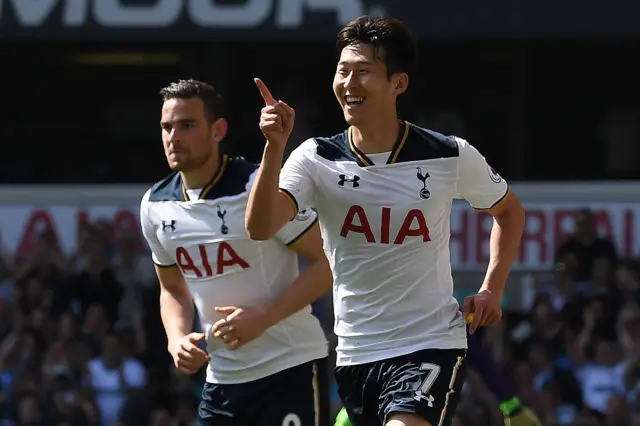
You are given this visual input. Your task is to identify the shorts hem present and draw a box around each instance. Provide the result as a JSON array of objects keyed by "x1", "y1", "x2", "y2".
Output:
[
  {"x1": 336, "y1": 341, "x2": 467, "y2": 366},
  {"x1": 206, "y1": 351, "x2": 328, "y2": 384}
]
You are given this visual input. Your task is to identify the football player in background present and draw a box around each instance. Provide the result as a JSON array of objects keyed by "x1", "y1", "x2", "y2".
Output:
[
  {"x1": 140, "y1": 79, "x2": 329, "y2": 426},
  {"x1": 246, "y1": 15, "x2": 525, "y2": 426}
]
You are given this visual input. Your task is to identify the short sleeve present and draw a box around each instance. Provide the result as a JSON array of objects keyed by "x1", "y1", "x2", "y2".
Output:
[
  {"x1": 140, "y1": 190, "x2": 176, "y2": 267},
  {"x1": 279, "y1": 139, "x2": 317, "y2": 215},
  {"x1": 274, "y1": 208, "x2": 319, "y2": 246},
  {"x1": 455, "y1": 137, "x2": 509, "y2": 210}
]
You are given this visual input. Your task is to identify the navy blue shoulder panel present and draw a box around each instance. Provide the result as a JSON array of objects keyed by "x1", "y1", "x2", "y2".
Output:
[
  {"x1": 147, "y1": 156, "x2": 258, "y2": 202},
  {"x1": 314, "y1": 131, "x2": 360, "y2": 163},
  {"x1": 201, "y1": 156, "x2": 258, "y2": 200},
  {"x1": 148, "y1": 172, "x2": 183, "y2": 201},
  {"x1": 393, "y1": 123, "x2": 460, "y2": 163}
]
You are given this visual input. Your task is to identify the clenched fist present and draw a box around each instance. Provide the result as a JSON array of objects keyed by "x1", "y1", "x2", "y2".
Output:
[{"x1": 168, "y1": 332, "x2": 210, "y2": 375}]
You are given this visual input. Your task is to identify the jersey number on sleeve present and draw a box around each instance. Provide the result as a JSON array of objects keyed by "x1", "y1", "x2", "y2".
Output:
[{"x1": 176, "y1": 243, "x2": 249, "y2": 277}]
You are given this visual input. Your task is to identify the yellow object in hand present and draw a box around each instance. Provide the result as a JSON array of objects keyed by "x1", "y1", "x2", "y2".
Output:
[{"x1": 465, "y1": 313, "x2": 474, "y2": 324}]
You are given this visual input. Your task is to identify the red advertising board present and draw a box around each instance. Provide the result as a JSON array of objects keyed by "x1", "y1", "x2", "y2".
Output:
[
  {"x1": 0, "y1": 183, "x2": 638, "y2": 270},
  {"x1": 0, "y1": 202, "x2": 637, "y2": 271}
]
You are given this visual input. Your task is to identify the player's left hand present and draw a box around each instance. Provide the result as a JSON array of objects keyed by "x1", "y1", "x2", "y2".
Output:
[
  {"x1": 212, "y1": 306, "x2": 270, "y2": 350},
  {"x1": 462, "y1": 290, "x2": 502, "y2": 334}
]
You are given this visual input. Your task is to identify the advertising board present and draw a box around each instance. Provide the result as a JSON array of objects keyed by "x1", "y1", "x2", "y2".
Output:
[
  {"x1": 2, "y1": 0, "x2": 640, "y2": 40},
  {"x1": 1, "y1": 182, "x2": 638, "y2": 271}
]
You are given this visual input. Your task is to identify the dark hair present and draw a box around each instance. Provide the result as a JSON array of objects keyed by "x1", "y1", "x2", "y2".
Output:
[
  {"x1": 336, "y1": 16, "x2": 418, "y2": 79},
  {"x1": 160, "y1": 79, "x2": 226, "y2": 124}
]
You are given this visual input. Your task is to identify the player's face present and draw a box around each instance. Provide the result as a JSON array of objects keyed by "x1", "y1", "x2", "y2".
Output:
[
  {"x1": 333, "y1": 43, "x2": 408, "y2": 125},
  {"x1": 160, "y1": 98, "x2": 224, "y2": 172}
]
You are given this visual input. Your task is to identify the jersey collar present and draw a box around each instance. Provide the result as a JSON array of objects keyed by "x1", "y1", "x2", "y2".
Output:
[
  {"x1": 347, "y1": 120, "x2": 410, "y2": 167},
  {"x1": 181, "y1": 154, "x2": 228, "y2": 201}
]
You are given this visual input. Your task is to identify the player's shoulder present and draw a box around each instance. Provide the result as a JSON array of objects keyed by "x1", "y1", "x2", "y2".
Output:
[
  {"x1": 145, "y1": 156, "x2": 259, "y2": 203},
  {"x1": 147, "y1": 172, "x2": 183, "y2": 202},
  {"x1": 224, "y1": 155, "x2": 260, "y2": 184},
  {"x1": 292, "y1": 130, "x2": 360, "y2": 163},
  {"x1": 312, "y1": 130, "x2": 353, "y2": 162},
  {"x1": 395, "y1": 122, "x2": 461, "y2": 163},
  {"x1": 201, "y1": 155, "x2": 258, "y2": 201}
]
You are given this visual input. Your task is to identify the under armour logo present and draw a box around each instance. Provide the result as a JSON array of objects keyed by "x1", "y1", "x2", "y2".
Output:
[
  {"x1": 217, "y1": 205, "x2": 228, "y2": 235},
  {"x1": 338, "y1": 174, "x2": 361, "y2": 187},
  {"x1": 414, "y1": 392, "x2": 434, "y2": 407},
  {"x1": 416, "y1": 167, "x2": 430, "y2": 200},
  {"x1": 161, "y1": 220, "x2": 176, "y2": 232}
]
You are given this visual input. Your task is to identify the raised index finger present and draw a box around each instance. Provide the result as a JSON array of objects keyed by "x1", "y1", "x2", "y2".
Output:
[{"x1": 254, "y1": 78, "x2": 277, "y2": 106}]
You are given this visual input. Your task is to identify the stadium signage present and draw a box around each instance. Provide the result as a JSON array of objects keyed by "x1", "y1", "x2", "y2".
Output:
[
  {"x1": 0, "y1": 201, "x2": 637, "y2": 271},
  {"x1": 449, "y1": 203, "x2": 638, "y2": 270},
  {"x1": 3, "y1": 0, "x2": 640, "y2": 38},
  {"x1": 1, "y1": 0, "x2": 365, "y2": 30},
  {"x1": 1, "y1": 0, "x2": 639, "y2": 38}
]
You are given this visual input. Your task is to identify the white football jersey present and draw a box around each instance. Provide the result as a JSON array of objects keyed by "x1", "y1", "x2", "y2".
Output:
[
  {"x1": 141, "y1": 155, "x2": 327, "y2": 384},
  {"x1": 279, "y1": 122, "x2": 509, "y2": 366}
]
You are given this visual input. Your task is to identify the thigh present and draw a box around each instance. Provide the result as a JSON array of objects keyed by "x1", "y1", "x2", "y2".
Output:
[
  {"x1": 258, "y1": 360, "x2": 322, "y2": 426},
  {"x1": 197, "y1": 382, "x2": 250, "y2": 426},
  {"x1": 380, "y1": 349, "x2": 467, "y2": 426},
  {"x1": 334, "y1": 363, "x2": 382, "y2": 426}
]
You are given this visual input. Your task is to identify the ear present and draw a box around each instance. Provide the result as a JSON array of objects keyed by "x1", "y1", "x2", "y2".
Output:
[
  {"x1": 393, "y1": 73, "x2": 409, "y2": 96},
  {"x1": 211, "y1": 118, "x2": 228, "y2": 142}
]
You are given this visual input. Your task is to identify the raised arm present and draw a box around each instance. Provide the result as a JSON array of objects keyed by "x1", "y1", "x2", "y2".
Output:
[
  {"x1": 245, "y1": 142, "x2": 297, "y2": 240},
  {"x1": 246, "y1": 78, "x2": 314, "y2": 240}
]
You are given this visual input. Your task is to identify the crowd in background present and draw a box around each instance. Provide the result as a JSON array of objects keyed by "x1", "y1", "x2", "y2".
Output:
[
  {"x1": 0, "y1": 209, "x2": 638, "y2": 426},
  {"x1": 454, "y1": 210, "x2": 640, "y2": 426},
  {"x1": 0, "y1": 222, "x2": 200, "y2": 426}
]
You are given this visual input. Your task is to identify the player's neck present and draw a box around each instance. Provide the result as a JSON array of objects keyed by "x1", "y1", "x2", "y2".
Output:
[
  {"x1": 351, "y1": 116, "x2": 401, "y2": 154},
  {"x1": 181, "y1": 154, "x2": 221, "y2": 189}
]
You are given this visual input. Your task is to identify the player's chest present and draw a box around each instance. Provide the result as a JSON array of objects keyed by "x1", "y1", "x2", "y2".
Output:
[
  {"x1": 316, "y1": 159, "x2": 457, "y2": 205},
  {"x1": 150, "y1": 200, "x2": 262, "y2": 279},
  {"x1": 314, "y1": 160, "x2": 457, "y2": 245},
  {"x1": 151, "y1": 200, "x2": 246, "y2": 248}
]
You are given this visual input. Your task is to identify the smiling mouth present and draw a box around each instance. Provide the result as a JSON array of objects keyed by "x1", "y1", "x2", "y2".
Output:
[{"x1": 344, "y1": 95, "x2": 364, "y2": 106}]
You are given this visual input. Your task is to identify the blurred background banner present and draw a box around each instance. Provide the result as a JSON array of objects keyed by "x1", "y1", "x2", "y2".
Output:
[
  {"x1": 0, "y1": 183, "x2": 638, "y2": 311},
  {"x1": 1, "y1": 183, "x2": 639, "y2": 270},
  {"x1": 2, "y1": 0, "x2": 640, "y2": 39}
]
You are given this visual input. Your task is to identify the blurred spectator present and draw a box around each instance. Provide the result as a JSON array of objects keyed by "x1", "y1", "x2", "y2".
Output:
[
  {"x1": 616, "y1": 260, "x2": 640, "y2": 304},
  {"x1": 0, "y1": 232, "x2": 14, "y2": 272},
  {"x1": 0, "y1": 261, "x2": 15, "y2": 303},
  {"x1": 87, "y1": 332, "x2": 146, "y2": 426},
  {"x1": 556, "y1": 209, "x2": 618, "y2": 282},
  {"x1": 112, "y1": 228, "x2": 154, "y2": 330},
  {"x1": 579, "y1": 339, "x2": 625, "y2": 413},
  {"x1": 69, "y1": 246, "x2": 122, "y2": 324}
]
